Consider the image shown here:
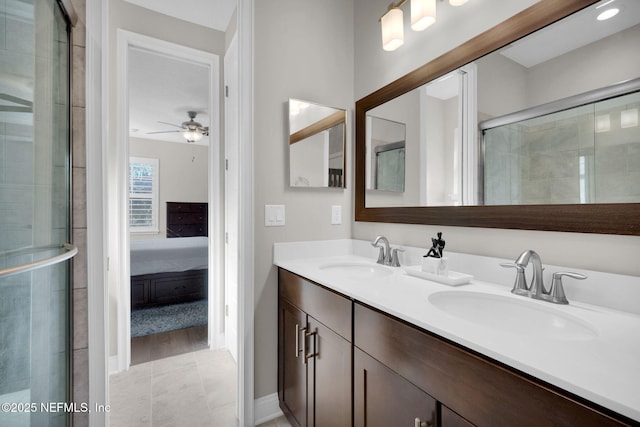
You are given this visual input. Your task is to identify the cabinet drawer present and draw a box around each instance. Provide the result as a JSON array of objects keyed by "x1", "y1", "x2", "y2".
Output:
[
  {"x1": 354, "y1": 302, "x2": 628, "y2": 427},
  {"x1": 131, "y1": 279, "x2": 148, "y2": 309},
  {"x1": 279, "y1": 268, "x2": 351, "y2": 341},
  {"x1": 150, "y1": 273, "x2": 207, "y2": 305}
]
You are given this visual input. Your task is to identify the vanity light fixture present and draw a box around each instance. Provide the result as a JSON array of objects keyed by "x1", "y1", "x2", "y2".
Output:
[
  {"x1": 381, "y1": 0, "x2": 467, "y2": 51},
  {"x1": 381, "y1": 5, "x2": 405, "y2": 51},
  {"x1": 411, "y1": 0, "x2": 437, "y2": 31}
]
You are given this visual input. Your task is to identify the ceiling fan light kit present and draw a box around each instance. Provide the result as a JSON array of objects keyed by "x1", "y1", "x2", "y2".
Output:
[
  {"x1": 184, "y1": 129, "x2": 203, "y2": 143},
  {"x1": 147, "y1": 110, "x2": 209, "y2": 143}
]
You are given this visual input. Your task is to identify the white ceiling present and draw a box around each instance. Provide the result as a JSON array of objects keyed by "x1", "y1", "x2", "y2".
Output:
[
  {"x1": 123, "y1": 0, "x2": 236, "y2": 31},
  {"x1": 500, "y1": 0, "x2": 640, "y2": 68},
  {"x1": 126, "y1": 0, "x2": 237, "y2": 146},
  {"x1": 128, "y1": 48, "x2": 210, "y2": 145},
  {"x1": 425, "y1": 0, "x2": 639, "y2": 100}
]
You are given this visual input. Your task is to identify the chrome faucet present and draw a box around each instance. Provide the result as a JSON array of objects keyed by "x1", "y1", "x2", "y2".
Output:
[
  {"x1": 372, "y1": 235, "x2": 393, "y2": 266},
  {"x1": 501, "y1": 250, "x2": 587, "y2": 304},
  {"x1": 515, "y1": 249, "x2": 545, "y2": 298}
]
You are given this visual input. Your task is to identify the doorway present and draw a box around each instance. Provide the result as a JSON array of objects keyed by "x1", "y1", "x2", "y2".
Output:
[
  {"x1": 111, "y1": 29, "x2": 226, "y2": 371},
  {"x1": 126, "y1": 44, "x2": 212, "y2": 365}
]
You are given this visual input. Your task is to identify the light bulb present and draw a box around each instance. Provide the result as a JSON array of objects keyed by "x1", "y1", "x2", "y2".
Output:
[
  {"x1": 411, "y1": 0, "x2": 436, "y2": 31},
  {"x1": 381, "y1": 7, "x2": 404, "y2": 51}
]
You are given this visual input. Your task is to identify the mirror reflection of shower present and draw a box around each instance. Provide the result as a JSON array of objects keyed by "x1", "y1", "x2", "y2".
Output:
[{"x1": 482, "y1": 88, "x2": 640, "y2": 205}]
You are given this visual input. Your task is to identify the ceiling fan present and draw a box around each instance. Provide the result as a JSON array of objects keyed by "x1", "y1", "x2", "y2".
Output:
[{"x1": 147, "y1": 111, "x2": 209, "y2": 142}]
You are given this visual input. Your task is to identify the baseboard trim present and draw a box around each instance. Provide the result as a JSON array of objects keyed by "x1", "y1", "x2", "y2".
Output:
[{"x1": 254, "y1": 393, "x2": 283, "y2": 425}]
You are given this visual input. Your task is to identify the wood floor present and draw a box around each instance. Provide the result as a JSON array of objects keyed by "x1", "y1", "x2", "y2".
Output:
[{"x1": 131, "y1": 325, "x2": 209, "y2": 365}]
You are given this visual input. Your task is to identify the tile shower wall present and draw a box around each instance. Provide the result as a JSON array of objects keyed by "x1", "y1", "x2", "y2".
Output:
[
  {"x1": 483, "y1": 92, "x2": 640, "y2": 205},
  {"x1": 594, "y1": 94, "x2": 640, "y2": 203},
  {"x1": 69, "y1": 0, "x2": 89, "y2": 425}
]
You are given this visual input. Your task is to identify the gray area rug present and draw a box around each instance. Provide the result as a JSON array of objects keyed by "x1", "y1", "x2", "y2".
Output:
[{"x1": 131, "y1": 299, "x2": 208, "y2": 338}]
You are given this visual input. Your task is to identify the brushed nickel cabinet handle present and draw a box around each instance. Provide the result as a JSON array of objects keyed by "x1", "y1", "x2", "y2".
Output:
[
  {"x1": 295, "y1": 324, "x2": 306, "y2": 359},
  {"x1": 304, "y1": 329, "x2": 318, "y2": 362}
]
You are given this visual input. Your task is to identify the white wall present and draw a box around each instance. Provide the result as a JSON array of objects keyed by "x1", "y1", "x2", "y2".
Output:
[
  {"x1": 352, "y1": 0, "x2": 640, "y2": 279},
  {"x1": 526, "y1": 24, "x2": 640, "y2": 107},
  {"x1": 129, "y1": 137, "x2": 208, "y2": 239},
  {"x1": 367, "y1": 90, "x2": 420, "y2": 206},
  {"x1": 253, "y1": 0, "x2": 354, "y2": 399},
  {"x1": 106, "y1": 0, "x2": 226, "y2": 358},
  {"x1": 289, "y1": 133, "x2": 326, "y2": 187},
  {"x1": 354, "y1": 0, "x2": 541, "y2": 99}
]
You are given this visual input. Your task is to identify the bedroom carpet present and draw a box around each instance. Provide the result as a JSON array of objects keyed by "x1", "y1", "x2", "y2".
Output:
[{"x1": 131, "y1": 299, "x2": 208, "y2": 338}]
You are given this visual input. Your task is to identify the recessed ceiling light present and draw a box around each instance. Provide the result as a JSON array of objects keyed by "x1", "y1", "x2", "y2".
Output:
[{"x1": 597, "y1": 8, "x2": 619, "y2": 20}]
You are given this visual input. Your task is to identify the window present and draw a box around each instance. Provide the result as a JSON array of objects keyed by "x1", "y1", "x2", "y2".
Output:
[{"x1": 129, "y1": 157, "x2": 159, "y2": 233}]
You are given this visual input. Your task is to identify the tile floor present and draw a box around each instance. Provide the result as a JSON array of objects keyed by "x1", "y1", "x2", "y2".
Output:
[
  {"x1": 109, "y1": 349, "x2": 238, "y2": 426},
  {"x1": 257, "y1": 415, "x2": 292, "y2": 427},
  {"x1": 110, "y1": 343, "x2": 293, "y2": 427}
]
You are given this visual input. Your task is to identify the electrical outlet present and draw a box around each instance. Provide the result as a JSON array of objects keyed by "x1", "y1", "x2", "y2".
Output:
[{"x1": 331, "y1": 205, "x2": 342, "y2": 225}]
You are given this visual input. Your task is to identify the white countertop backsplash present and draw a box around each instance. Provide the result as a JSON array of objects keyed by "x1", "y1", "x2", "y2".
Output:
[
  {"x1": 273, "y1": 239, "x2": 640, "y2": 422},
  {"x1": 274, "y1": 238, "x2": 640, "y2": 315}
]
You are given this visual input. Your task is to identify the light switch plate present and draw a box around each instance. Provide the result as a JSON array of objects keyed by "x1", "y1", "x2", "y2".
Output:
[
  {"x1": 331, "y1": 205, "x2": 342, "y2": 225},
  {"x1": 265, "y1": 204, "x2": 285, "y2": 226}
]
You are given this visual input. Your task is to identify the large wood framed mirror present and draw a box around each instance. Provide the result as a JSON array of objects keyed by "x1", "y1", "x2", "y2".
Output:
[{"x1": 355, "y1": 0, "x2": 640, "y2": 235}]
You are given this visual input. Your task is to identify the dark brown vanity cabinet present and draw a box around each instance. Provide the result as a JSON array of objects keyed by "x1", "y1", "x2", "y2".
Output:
[
  {"x1": 354, "y1": 348, "x2": 439, "y2": 427},
  {"x1": 278, "y1": 268, "x2": 634, "y2": 427},
  {"x1": 278, "y1": 269, "x2": 352, "y2": 427},
  {"x1": 354, "y1": 302, "x2": 632, "y2": 427}
]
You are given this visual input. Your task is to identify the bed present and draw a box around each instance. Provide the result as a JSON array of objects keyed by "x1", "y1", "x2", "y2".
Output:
[{"x1": 130, "y1": 202, "x2": 208, "y2": 309}]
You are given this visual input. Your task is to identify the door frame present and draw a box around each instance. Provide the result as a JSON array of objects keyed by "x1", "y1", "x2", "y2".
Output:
[
  {"x1": 86, "y1": 1, "x2": 255, "y2": 425},
  {"x1": 115, "y1": 30, "x2": 223, "y2": 368}
]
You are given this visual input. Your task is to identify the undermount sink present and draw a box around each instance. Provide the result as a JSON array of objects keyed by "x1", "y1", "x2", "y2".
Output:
[
  {"x1": 319, "y1": 261, "x2": 394, "y2": 278},
  {"x1": 428, "y1": 291, "x2": 598, "y2": 341}
]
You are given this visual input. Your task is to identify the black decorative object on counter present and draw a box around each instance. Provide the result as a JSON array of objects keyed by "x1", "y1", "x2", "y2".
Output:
[{"x1": 425, "y1": 232, "x2": 445, "y2": 258}]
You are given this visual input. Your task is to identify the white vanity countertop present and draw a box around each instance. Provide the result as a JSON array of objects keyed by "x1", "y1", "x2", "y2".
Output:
[{"x1": 274, "y1": 239, "x2": 640, "y2": 422}]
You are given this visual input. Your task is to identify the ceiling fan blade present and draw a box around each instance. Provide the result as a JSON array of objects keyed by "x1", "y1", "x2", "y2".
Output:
[
  {"x1": 146, "y1": 130, "x2": 182, "y2": 134},
  {"x1": 157, "y1": 121, "x2": 184, "y2": 129}
]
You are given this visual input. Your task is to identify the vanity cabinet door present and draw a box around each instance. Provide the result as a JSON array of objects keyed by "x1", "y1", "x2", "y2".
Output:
[
  {"x1": 440, "y1": 406, "x2": 474, "y2": 427},
  {"x1": 279, "y1": 300, "x2": 308, "y2": 427},
  {"x1": 308, "y1": 316, "x2": 352, "y2": 427},
  {"x1": 354, "y1": 348, "x2": 437, "y2": 427},
  {"x1": 278, "y1": 268, "x2": 353, "y2": 427}
]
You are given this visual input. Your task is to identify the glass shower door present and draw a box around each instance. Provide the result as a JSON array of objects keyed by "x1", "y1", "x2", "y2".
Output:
[{"x1": 0, "y1": 0, "x2": 75, "y2": 425}]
